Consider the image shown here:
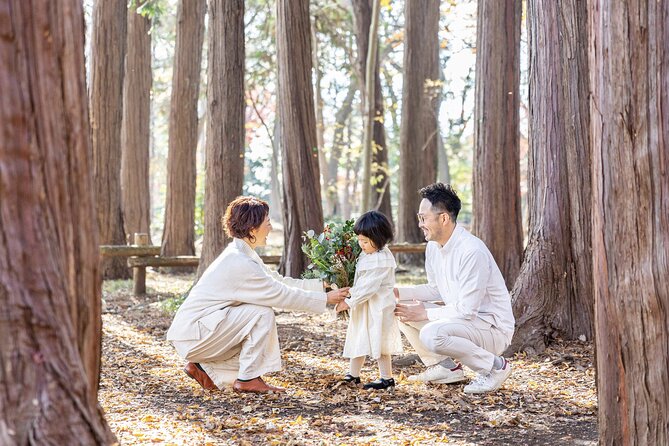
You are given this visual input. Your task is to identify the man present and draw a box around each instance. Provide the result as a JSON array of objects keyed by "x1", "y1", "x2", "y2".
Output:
[{"x1": 394, "y1": 183, "x2": 515, "y2": 393}]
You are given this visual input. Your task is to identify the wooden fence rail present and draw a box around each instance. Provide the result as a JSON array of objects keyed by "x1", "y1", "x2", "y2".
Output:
[{"x1": 100, "y1": 235, "x2": 426, "y2": 296}]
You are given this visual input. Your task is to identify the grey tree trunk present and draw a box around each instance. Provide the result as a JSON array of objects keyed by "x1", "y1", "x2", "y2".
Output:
[
  {"x1": 162, "y1": 0, "x2": 206, "y2": 262},
  {"x1": 472, "y1": 0, "x2": 522, "y2": 288},
  {"x1": 90, "y1": 0, "x2": 129, "y2": 279},
  {"x1": 197, "y1": 0, "x2": 246, "y2": 276},
  {"x1": 0, "y1": 2, "x2": 114, "y2": 442},
  {"x1": 398, "y1": 0, "x2": 439, "y2": 246},
  {"x1": 276, "y1": 0, "x2": 324, "y2": 277},
  {"x1": 509, "y1": 0, "x2": 593, "y2": 353},
  {"x1": 589, "y1": 1, "x2": 669, "y2": 443},
  {"x1": 121, "y1": 1, "x2": 153, "y2": 245}
]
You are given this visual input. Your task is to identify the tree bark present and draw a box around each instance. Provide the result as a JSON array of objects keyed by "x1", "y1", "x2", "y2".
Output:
[
  {"x1": 509, "y1": 0, "x2": 593, "y2": 353},
  {"x1": 196, "y1": 0, "x2": 245, "y2": 276},
  {"x1": 90, "y1": 0, "x2": 129, "y2": 279},
  {"x1": 589, "y1": 1, "x2": 669, "y2": 443},
  {"x1": 0, "y1": 1, "x2": 114, "y2": 442},
  {"x1": 121, "y1": 1, "x2": 152, "y2": 245},
  {"x1": 353, "y1": 0, "x2": 392, "y2": 220},
  {"x1": 472, "y1": 0, "x2": 522, "y2": 288},
  {"x1": 311, "y1": 17, "x2": 329, "y2": 202},
  {"x1": 276, "y1": 0, "x2": 324, "y2": 277},
  {"x1": 398, "y1": 0, "x2": 439, "y2": 246},
  {"x1": 161, "y1": 0, "x2": 206, "y2": 263}
]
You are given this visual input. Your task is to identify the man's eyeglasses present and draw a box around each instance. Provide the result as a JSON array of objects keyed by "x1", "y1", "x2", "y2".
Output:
[{"x1": 416, "y1": 212, "x2": 448, "y2": 224}]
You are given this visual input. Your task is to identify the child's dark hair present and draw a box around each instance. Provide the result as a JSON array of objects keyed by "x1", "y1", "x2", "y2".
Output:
[{"x1": 353, "y1": 211, "x2": 393, "y2": 250}]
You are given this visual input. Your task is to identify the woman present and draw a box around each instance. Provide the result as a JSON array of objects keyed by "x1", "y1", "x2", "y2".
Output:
[{"x1": 167, "y1": 196, "x2": 349, "y2": 393}]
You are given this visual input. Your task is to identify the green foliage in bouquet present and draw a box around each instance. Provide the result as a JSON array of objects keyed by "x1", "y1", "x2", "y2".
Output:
[{"x1": 301, "y1": 219, "x2": 362, "y2": 289}]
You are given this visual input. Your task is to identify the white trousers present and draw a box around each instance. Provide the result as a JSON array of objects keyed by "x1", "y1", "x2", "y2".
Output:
[
  {"x1": 398, "y1": 304, "x2": 511, "y2": 373},
  {"x1": 172, "y1": 304, "x2": 281, "y2": 388}
]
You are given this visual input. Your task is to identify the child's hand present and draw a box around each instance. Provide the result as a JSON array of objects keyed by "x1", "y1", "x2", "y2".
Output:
[{"x1": 335, "y1": 301, "x2": 350, "y2": 313}]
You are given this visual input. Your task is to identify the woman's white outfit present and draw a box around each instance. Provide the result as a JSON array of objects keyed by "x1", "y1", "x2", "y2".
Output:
[
  {"x1": 167, "y1": 238, "x2": 326, "y2": 388},
  {"x1": 343, "y1": 247, "x2": 403, "y2": 360}
]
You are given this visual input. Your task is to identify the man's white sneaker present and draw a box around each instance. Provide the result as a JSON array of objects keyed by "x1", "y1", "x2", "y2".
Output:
[
  {"x1": 463, "y1": 361, "x2": 512, "y2": 394},
  {"x1": 407, "y1": 364, "x2": 466, "y2": 384}
]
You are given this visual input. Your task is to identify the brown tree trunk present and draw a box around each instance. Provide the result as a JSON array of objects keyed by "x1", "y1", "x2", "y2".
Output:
[
  {"x1": 0, "y1": 2, "x2": 114, "y2": 443},
  {"x1": 91, "y1": 0, "x2": 129, "y2": 279},
  {"x1": 121, "y1": 1, "x2": 152, "y2": 245},
  {"x1": 472, "y1": 0, "x2": 522, "y2": 288},
  {"x1": 398, "y1": 0, "x2": 439, "y2": 245},
  {"x1": 197, "y1": 0, "x2": 245, "y2": 276},
  {"x1": 276, "y1": 0, "x2": 324, "y2": 277},
  {"x1": 589, "y1": 1, "x2": 669, "y2": 443},
  {"x1": 269, "y1": 112, "x2": 283, "y2": 224},
  {"x1": 161, "y1": 0, "x2": 206, "y2": 262},
  {"x1": 311, "y1": 17, "x2": 329, "y2": 201},
  {"x1": 509, "y1": 0, "x2": 593, "y2": 353},
  {"x1": 353, "y1": 0, "x2": 392, "y2": 221}
]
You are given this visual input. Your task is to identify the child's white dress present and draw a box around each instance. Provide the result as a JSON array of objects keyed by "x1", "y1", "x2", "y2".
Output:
[{"x1": 343, "y1": 246, "x2": 403, "y2": 360}]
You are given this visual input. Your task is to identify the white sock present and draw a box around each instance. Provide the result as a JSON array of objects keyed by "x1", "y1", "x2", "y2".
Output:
[
  {"x1": 378, "y1": 355, "x2": 392, "y2": 379},
  {"x1": 349, "y1": 356, "x2": 365, "y2": 377}
]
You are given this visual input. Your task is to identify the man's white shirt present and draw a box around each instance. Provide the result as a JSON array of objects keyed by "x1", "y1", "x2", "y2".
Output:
[{"x1": 397, "y1": 225, "x2": 515, "y2": 339}]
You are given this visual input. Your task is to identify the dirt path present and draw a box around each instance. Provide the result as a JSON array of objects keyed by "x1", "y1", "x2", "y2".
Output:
[{"x1": 100, "y1": 272, "x2": 597, "y2": 445}]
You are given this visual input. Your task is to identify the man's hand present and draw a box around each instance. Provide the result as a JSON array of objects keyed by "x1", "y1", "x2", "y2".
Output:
[
  {"x1": 394, "y1": 301, "x2": 428, "y2": 323},
  {"x1": 335, "y1": 301, "x2": 350, "y2": 313},
  {"x1": 326, "y1": 287, "x2": 350, "y2": 305}
]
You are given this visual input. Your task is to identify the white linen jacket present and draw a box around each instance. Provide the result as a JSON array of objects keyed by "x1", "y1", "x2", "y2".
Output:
[{"x1": 167, "y1": 238, "x2": 327, "y2": 341}]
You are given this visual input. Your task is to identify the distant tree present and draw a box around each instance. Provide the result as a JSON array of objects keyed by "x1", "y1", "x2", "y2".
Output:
[
  {"x1": 398, "y1": 0, "x2": 440, "y2": 246},
  {"x1": 509, "y1": 0, "x2": 593, "y2": 353},
  {"x1": 161, "y1": 0, "x2": 206, "y2": 261},
  {"x1": 90, "y1": 0, "x2": 129, "y2": 279},
  {"x1": 0, "y1": 2, "x2": 114, "y2": 442},
  {"x1": 472, "y1": 0, "x2": 522, "y2": 287},
  {"x1": 589, "y1": 1, "x2": 669, "y2": 443},
  {"x1": 121, "y1": 0, "x2": 153, "y2": 245},
  {"x1": 276, "y1": 0, "x2": 324, "y2": 277},
  {"x1": 353, "y1": 0, "x2": 392, "y2": 220},
  {"x1": 197, "y1": 0, "x2": 246, "y2": 275}
]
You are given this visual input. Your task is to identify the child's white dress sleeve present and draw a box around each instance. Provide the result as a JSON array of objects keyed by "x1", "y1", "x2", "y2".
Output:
[{"x1": 342, "y1": 247, "x2": 403, "y2": 360}]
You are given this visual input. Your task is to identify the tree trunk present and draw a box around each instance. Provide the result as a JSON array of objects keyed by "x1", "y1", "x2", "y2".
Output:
[
  {"x1": 196, "y1": 0, "x2": 245, "y2": 276},
  {"x1": 472, "y1": 0, "x2": 522, "y2": 288},
  {"x1": 509, "y1": 0, "x2": 593, "y2": 353},
  {"x1": 121, "y1": 1, "x2": 152, "y2": 245},
  {"x1": 0, "y1": 2, "x2": 114, "y2": 442},
  {"x1": 161, "y1": 0, "x2": 206, "y2": 263},
  {"x1": 589, "y1": 1, "x2": 669, "y2": 443},
  {"x1": 269, "y1": 112, "x2": 283, "y2": 223},
  {"x1": 90, "y1": 0, "x2": 129, "y2": 279},
  {"x1": 398, "y1": 0, "x2": 439, "y2": 246},
  {"x1": 311, "y1": 17, "x2": 329, "y2": 201},
  {"x1": 276, "y1": 0, "x2": 324, "y2": 277}
]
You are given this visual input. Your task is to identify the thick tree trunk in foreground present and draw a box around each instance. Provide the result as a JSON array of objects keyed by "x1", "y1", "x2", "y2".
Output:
[
  {"x1": 121, "y1": 1, "x2": 152, "y2": 244},
  {"x1": 353, "y1": 0, "x2": 392, "y2": 220},
  {"x1": 0, "y1": 2, "x2": 114, "y2": 443},
  {"x1": 162, "y1": 0, "x2": 206, "y2": 262},
  {"x1": 90, "y1": 0, "x2": 129, "y2": 279},
  {"x1": 472, "y1": 0, "x2": 522, "y2": 288},
  {"x1": 509, "y1": 0, "x2": 593, "y2": 353},
  {"x1": 398, "y1": 0, "x2": 439, "y2": 246},
  {"x1": 277, "y1": 0, "x2": 324, "y2": 277},
  {"x1": 197, "y1": 0, "x2": 245, "y2": 276},
  {"x1": 590, "y1": 1, "x2": 669, "y2": 443}
]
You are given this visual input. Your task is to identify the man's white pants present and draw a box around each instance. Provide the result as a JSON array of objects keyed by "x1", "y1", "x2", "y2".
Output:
[
  {"x1": 172, "y1": 304, "x2": 281, "y2": 388},
  {"x1": 398, "y1": 304, "x2": 511, "y2": 373}
]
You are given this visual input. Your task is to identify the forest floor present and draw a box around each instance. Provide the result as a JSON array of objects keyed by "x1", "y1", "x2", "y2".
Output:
[{"x1": 100, "y1": 270, "x2": 598, "y2": 445}]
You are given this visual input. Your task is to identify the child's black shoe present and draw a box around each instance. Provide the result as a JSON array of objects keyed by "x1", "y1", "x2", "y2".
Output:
[
  {"x1": 363, "y1": 377, "x2": 395, "y2": 390},
  {"x1": 343, "y1": 374, "x2": 361, "y2": 385}
]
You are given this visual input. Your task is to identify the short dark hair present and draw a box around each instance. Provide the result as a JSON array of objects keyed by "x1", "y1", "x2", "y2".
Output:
[
  {"x1": 222, "y1": 196, "x2": 269, "y2": 240},
  {"x1": 353, "y1": 211, "x2": 393, "y2": 250},
  {"x1": 419, "y1": 183, "x2": 461, "y2": 222}
]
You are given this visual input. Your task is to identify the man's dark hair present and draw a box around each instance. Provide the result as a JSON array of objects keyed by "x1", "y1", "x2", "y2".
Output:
[
  {"x1": 354, "y1": 211, "x2": 394, "y2": 250},
  {"x1": 419, "y1": 183, "x2": 461, "y2": 222}
]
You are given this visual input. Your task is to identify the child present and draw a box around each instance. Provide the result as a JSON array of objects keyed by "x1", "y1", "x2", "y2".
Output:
[{"x1": 336, "y1": 211, "x2": 403, "y2": 390}]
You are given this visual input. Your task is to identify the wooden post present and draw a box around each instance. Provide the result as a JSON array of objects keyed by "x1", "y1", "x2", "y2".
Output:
[{"x1": 133, "y1": 233, "x2": 149, "y2": 295}]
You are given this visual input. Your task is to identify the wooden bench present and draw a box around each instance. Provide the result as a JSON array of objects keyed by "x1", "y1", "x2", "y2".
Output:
[{"x1": 101, "y1": 234, "x2": 426, "y2": 296}]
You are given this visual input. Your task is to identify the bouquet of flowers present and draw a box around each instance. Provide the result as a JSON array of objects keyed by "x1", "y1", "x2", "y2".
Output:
[{"x1": 302, "y1": 219, "x2": 361, "y2": 319}]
